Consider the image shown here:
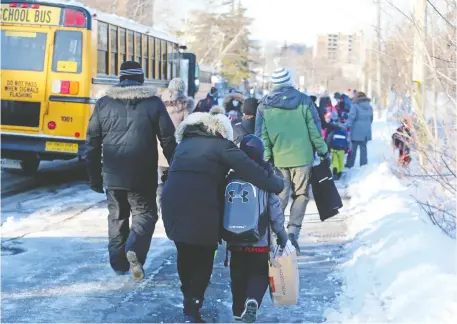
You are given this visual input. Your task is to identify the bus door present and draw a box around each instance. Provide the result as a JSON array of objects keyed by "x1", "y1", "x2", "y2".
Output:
[
  {"x1": 1, "y1": 27, "x2": 53, "y2": 133},
  {"x1": 180, "y1": 52, "x2": 198, "y2": 97}
]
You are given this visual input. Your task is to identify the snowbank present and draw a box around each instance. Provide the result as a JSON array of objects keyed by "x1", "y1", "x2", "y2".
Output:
[{"x1": 325, "y1": 121, "x2": 457, "y2": 323}]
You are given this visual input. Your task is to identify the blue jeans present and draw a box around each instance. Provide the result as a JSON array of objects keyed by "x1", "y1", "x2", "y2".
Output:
[{"x1": 346, "y1": 140, "x2": 368, "y2": 168}]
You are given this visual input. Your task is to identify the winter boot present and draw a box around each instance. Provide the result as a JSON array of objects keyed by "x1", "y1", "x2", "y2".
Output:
[
  {"x1": 126, "y1": 251, "x2": 144, "y2": 280},
  {"x1": 183, "y1": 298, "x2": 205, "y2": 323},
  {"x1": 288, "y1": 233, "x2": 300, "y2": 254},
  {"x1": 240, "y1": 299, "x2": 258, "y2": 323}
]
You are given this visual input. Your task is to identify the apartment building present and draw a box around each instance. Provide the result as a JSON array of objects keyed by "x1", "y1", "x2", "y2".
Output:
[{"x1": 314, "y1": 32, "x2": 364, "y2": 64}]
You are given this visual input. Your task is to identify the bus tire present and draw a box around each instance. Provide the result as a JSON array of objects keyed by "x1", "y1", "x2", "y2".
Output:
[{"x1": 20, "y1": 157, "x2": 40, "y2": 175}]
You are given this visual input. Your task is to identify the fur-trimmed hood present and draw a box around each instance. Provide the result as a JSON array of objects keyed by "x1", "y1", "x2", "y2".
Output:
[
  {"x1": 223, "y1": 93, "x2": 245, "y2": 112},
  {"x1": 175, "y1": 106, "x2": 233, "y2": 143},
  {"x1": 105, "y1": 83, "x2": 158, "y2": 100},
  {"x1": 353, "y1": 95, "x2": 371, "y2": 104},
  {"x1": 164, "y1": 95, "x2": 195, "y2": 116}
]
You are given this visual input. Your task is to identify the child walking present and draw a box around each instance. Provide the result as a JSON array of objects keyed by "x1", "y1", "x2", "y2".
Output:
[
  {"x1": 392, "y1": 117, "x2": 412, "y2": 166},
  {"x1": 226, "y1": 135, "x2": 288, "y2": 323},
  {"x1": 326, "y1": 112, "x2": 349, "y2": 180}
]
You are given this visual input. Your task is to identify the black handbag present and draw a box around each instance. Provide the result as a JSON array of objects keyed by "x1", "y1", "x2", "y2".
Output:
[{"x1": 311, "y1": 162, "x2": 343, "y2": 221}]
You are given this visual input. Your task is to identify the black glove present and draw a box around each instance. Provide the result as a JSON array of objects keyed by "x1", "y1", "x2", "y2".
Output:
[
  {"x1": 273, "y1": 167, "x2": 284, "y2": 179},
  {"x1": 276, "y1": 230, "x2": 288, "y2": 249},
  {"x1": 319, "y1": 151, "x2": 331, "y2": 168},
  {"x1": 90, "y1": 183, "x2": 104, "y2": 194},
  {"x1": 161, "y1": 170, "x2": 168, "y2": 183}
]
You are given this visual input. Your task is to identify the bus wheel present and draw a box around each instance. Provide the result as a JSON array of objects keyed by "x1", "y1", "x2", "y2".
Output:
[{"x1": 20, "y1": 157, "x2": 40, "y2": 175}]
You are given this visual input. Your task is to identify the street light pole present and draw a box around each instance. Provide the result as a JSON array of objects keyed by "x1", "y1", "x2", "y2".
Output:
[
  {"x1": 376, "y1": 0, "x2": 382, "y2": 109},
  {"x1": 412, "y1": 0, "x2": 427, "y2": 116}
]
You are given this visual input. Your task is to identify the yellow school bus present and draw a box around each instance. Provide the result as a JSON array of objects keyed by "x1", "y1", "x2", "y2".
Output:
[{"x1": 1, "y1": 0, "x2": 186, "y2": 174}]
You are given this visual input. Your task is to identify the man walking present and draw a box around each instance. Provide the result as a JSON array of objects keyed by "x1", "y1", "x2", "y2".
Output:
[
  {"x1": 232, "y1": 97, "x2": 259, "y2": 145},
  {"x1": 85, "y1": 61, "x2": 177, "y2": 279},
  {"x1": 255, "y1": 68, "x2": 329, "y2": 253}
]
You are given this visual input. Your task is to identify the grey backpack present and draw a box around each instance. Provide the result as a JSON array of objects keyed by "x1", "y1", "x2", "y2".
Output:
[{"x1": 222, "y1": 179, "x2": 268, "y2": 243}]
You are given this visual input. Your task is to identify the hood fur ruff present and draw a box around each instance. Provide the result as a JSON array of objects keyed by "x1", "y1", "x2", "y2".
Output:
[
  {"x1": 105, "y1": 85, "x2": 158, "y2": 100},
  {"x1": 175, "y1": 106, "x2": 233, "y2": 143}
]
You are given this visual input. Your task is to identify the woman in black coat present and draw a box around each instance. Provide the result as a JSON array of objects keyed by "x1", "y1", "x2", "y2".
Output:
[{"x1": 161, "y1": 106, "x2": 283, "y2": 322}]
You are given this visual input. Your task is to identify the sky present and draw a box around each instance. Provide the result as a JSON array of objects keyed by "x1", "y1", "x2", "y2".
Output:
[
  {"x1": 243, "y1": 0, "x2": 415, "y2": 45},
  {"x1": 156, "y1": 0, "x2": 415, "y2": 46},
  {"x1": 244, "y1": 0, "x2": 376, "y2": 45}
]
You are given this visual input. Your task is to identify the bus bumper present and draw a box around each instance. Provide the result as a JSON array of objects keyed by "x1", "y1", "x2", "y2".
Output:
[{"x1": 1, "y1": 133, "x2": 86, "y2": 161}]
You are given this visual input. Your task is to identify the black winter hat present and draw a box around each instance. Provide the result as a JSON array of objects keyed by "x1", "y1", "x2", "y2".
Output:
[
  {"x1": 242, "y1": 98, "x2": 259, "y2": 116},
  {"x1": 120, "y1": 61, "x2": 145, "y2": 84},
  {"x1": 240, "y1": 134, "x2": 264, "y2": 162}
]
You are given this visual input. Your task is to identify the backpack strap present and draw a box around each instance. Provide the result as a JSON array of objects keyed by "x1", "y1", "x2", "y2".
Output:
[
  {"x1": 267, "y1": 195, "x2": 271, "y2": 261},
  {"x1": 224, "y1": 242, "x2": 229, "y2": 267}
]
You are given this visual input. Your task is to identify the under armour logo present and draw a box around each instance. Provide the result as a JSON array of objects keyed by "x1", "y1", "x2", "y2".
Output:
[{"x1": 228, "y1": 190, "x2": 249, "y2": 203}]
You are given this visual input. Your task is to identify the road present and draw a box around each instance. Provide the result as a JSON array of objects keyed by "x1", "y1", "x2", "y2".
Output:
[
  {"x1": 1, "y1": 159, "x2": 87, "y2": 198},
  {"x1": 1, "y1": 163, "x2": 350, "y2": 323}
]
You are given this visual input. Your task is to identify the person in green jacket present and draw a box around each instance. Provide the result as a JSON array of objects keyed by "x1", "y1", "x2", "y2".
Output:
[{"x1": 255, "y1": 68, "x2": 329, "y2": 253}]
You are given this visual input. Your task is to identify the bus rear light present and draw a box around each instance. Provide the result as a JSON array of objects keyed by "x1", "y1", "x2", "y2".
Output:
[
  {"x1": 75, "y1": 132, "x2": 81, "y2": 138},
  {"x1": 48, "y1": 121, "x2": 56, "y2": 130},
  {"x1": 60, "y1": 81, "x2": 70, "y2": 94},
  {"x1": 9, "y1": 3, "x2": 17, "y2": 7},
  {"x1": 31, "y1": 4, "x2": 40, "y2": 9},
  {"x1": 69, "y1": 82, "x2": 79, "y2": 95},
  {"x1": 52, "y1": 80, "x2": 79, "y2": 95},
  {"x1": 64, "y1": 9, "x2": 86, "y2": 27},
  {"x1": 20, "y1": 3, "x2": 28, "y2": 8}
]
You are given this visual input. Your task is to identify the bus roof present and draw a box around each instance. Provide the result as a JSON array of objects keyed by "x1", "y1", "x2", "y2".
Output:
[{"x1": 37, "y1": 0, "x2": 183, "y2": 45}]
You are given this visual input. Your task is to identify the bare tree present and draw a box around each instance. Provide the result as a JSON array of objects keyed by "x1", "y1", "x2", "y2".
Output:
[{"x1": 383, "y1": 0, "x2": 456, "y2": 238}]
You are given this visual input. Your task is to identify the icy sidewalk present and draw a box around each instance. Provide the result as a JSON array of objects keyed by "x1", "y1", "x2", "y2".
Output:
[
  {"x1": 325, "y1": 121, "x2": 457, "y2": 323},
  {"x1": 106, "y1": 195, "x2": 351, "y2": 322},
  {"x1": 1, "y1": 184, "x2": 175, "y2": 322}
]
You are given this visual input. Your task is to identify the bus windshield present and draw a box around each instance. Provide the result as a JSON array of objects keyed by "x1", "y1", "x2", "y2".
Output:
[{"x1": 1, "y1": 30, "x2": 47, "y2": 71}]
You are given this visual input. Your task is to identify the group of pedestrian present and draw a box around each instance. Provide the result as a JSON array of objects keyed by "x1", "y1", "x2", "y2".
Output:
[{"x1": 85, "y1": 61, "x2": 374, "y2": 323}]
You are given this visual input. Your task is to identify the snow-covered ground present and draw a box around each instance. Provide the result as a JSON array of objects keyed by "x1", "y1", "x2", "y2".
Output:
[
  {"x1": 1, "y1": 118, "x2": 456, "y2": 323},
  {"x1": 326, "y1": 120, "x2": 457, "y2": 323}
]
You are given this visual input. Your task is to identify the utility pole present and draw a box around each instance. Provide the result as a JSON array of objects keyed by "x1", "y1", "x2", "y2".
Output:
[
  {"x1": 376, "y1": 0, "x2": 382, "y2": 111},
  {"x1": 367, "y1": 36, "x2": 373, "y2": 99},
  {"x1": 151, "y1": 0, "x2": 155, "y2": 27}
]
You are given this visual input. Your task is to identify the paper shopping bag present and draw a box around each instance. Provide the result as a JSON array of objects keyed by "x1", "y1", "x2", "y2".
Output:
[{"x1": 268, "y1": 242, "x2": 300, "y2": 306}]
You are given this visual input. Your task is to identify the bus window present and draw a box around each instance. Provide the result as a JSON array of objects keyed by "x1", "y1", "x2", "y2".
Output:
[
  {"x1": 149, "y1": 36, "x2": 155, "y2": 79},
  {"x1": 1, "y1": 31, "x2": 47, "y2": 72},
  {"x1": 127, "y1": 30, "x2": 134, "y2": 61},
  {"x1": 119, "y1": 28, "x2": 126, "y2": 64},
  {"x1": 173, "y1": 44, "x2": 179, "y2": 79},
  {"x1": 97, "y1": 22, "x2": 108, "y2": 74},
  {"x1": 52, "y1": 31, "x2": 82, "y2": 74},
  {"x1": 142, "y1": 35, "x2": 148, "y2": 78},
  {"x1": 156, "y1": 39, "x2": 161, "y2": 80},
  {"x1": 110, "y1": 25, "x2": 118, "y2": 75},
  {"x1": 167, "y1": 42, "x2": 173, "y2": 80},
  {"x1": 195, "y1": 64, "x2": 200, "y2": 93},
  {"x1": 162, "y1": 40, "x2": 167, "y2": 80},
  {"x1": 135, "y1": 32, "x2": 141, "y2": 63}
]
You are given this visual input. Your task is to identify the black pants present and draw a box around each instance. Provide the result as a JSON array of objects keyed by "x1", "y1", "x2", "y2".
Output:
[
  {"x1": 175, "y1": 242, "x2": 216, "y2": 301},
  {"x1": 230, "y1": 251, "x2": 269, "y2": 317},
  {"x1": 107, "y1": 189, "x2": 158, "y2": 272}
]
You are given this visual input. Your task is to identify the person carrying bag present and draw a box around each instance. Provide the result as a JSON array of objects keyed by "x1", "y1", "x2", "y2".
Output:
[{"x1": 268, "y1": 240, "x2": 300, "y2": 307}]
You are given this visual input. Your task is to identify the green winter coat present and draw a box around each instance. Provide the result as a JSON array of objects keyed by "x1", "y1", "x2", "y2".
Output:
[{"x1": 255, "y1": 86, "x2": 328, "y2": 168}]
